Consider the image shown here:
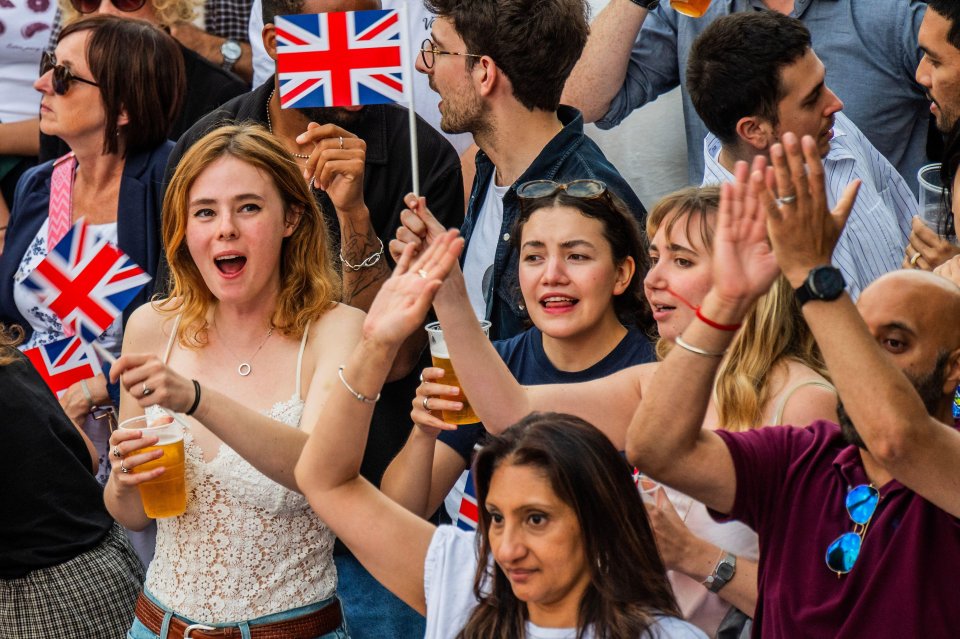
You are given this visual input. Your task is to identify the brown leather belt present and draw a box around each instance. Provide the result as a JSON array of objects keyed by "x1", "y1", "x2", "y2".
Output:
[{"x1": 134, "y1": 592, "x2": 343, "y2": 639}]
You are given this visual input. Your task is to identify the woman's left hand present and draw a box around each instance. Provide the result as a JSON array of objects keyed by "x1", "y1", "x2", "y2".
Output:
[
  {"x1": 110, "y1": 353, "x2": 195, "y2": 412},
  {"x1": 59, "y1": 374, "x2": 109, "y2": 426},
  {"x1": 902, "y1": 216, "x2": 960, "y2": 271},
  {"x1": 362, "y1": 228, "x2": 464, "y2": 348}
]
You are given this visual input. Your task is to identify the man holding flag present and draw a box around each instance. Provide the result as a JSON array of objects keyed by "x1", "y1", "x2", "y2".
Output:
[{"x1": 165, "y1": 1, "x2": 461, "y2": 636}]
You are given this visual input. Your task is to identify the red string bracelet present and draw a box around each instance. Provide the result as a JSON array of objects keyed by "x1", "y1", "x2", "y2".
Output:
[
  {"x1": 663, "y1": 287, "x2": 743, "y2": 332},
  {"x1": 695, "y1": 307, "x2": 742, "y2": 332}
]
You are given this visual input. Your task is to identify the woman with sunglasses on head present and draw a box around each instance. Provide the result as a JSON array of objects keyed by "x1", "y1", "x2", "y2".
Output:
[
  {"x1": 399, "y1": 177, "x2": 838, "y2": 637},
  {"x1": 105, "y1": 123, "x2": 359, "y2": 639},
  {"x1": 0, "y1": 16, "x2": 184, "y2": 491},
  {"x1": 35, "y1": 0, "x2": 246, "y2": 163},
  {"x1": 382, "y1": 179, "x2": 656, "y2": 529},
  {"x1": 294, "y1": 233, "x2": 704, "y2": 638}
]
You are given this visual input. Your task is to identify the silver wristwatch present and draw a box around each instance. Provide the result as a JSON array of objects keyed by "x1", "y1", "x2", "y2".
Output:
[
  {"x1": 220, "y1": 39, "x2": 242, "y2": 72},
  {"x1": 703, "y1": 551, "x2": 736, "y2": 593}
]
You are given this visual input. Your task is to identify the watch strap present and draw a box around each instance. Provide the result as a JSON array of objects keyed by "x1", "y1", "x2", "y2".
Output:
[{"x1": 626, "y1": 0, "x2": 660, "y2": 9}]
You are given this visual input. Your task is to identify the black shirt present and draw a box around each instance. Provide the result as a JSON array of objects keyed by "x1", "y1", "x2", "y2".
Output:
[{"x1": 0, "y1": 354, "x2": 114, "y2": 578}]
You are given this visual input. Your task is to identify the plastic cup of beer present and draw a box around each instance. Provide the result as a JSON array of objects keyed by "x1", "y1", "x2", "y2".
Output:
[
  {"x1": 918, "y1": 163, "x2": 947, "y2": 233},
  {"x1": 425, "y1": 320, "x2": 491, "y2": 425},
  {"x1": 670, "y1": 0, "x2": 713, "y2": 18},
  {"x1": 119, "y1": 415, "x2": 186, "y2": 518}
]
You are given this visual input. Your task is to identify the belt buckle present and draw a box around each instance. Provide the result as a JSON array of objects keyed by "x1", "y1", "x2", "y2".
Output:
[{"x1": 183, "y1": 623, "x2": 217, "y2": 638}]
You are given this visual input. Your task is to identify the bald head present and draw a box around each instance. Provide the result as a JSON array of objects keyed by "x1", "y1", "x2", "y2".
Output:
[{"x1": 858, "y1": 270, "x2": 960, "y2": 364}]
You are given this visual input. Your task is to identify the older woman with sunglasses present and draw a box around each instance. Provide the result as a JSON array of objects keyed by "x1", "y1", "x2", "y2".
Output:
[
  {"x1": 0, "y1": 16, "x2": 183, "y2": 493},
  {"x1": 35, "y1": 0, "x2": 246, "y2": 164}
]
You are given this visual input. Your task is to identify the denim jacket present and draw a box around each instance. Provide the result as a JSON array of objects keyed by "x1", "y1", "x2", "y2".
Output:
[{"x1": 460, "y1": 106, "x2": 645, "y2": 340}]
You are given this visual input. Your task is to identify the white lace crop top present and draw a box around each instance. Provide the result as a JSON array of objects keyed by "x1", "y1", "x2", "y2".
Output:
[{"x1": 144, "y1": 317, "x2": 336, "y2": 622}]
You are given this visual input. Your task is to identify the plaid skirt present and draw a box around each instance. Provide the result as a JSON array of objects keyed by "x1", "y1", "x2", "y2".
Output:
[{"x1": 0, "y1": 523, "x2": 145, "y2": 639}]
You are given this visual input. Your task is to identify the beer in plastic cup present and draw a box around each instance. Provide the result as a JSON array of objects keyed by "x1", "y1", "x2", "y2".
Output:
[
  {"x1": 425, "y1": 320, "x2": 491, "y2": 425},
  {"x1": 119, "y1": 415, "x2": 186, "y2": 518},
  {"x1": 918, "y1": 163, "x2": 946, "y2": 233},
  {"x1": 671, "y1": 0, "x2": 713, "y2": 18}
]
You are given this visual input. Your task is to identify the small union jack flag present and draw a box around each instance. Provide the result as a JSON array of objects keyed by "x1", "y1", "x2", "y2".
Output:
[
  {"x1": 456, "y1": 470, "x2": 479, "y2": 531},
  {"x1": 276, "y1": 10, "x2": 408, "y2": 109},
  {"x1": 23, "y1": 219, "x2": 151, "y2": 342},
  {"x1": 23, "y1": 335, "x2": 103, "y2": 397}
]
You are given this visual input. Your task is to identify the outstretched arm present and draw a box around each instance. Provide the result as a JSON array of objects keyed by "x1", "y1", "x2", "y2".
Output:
[
  {"x1": 627, "y1": 157, "x2": 784, "y2": 514},
  {"x1": 295, "y1": 232, "x2": 463, "y2": 615},
  {"x1": 764, "y1": 133, "x2": 960, "y2": 518},
  {"x1": 561, "y1": 0, "x2": 650, "y2": 122}
]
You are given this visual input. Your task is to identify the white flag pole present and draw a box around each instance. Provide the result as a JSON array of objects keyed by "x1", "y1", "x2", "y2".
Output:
[{"x1": 400, "y1": 2, "x2": 421, "y2": 195}]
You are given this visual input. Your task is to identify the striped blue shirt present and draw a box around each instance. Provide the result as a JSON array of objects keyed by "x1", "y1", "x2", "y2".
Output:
[{"x1": 702, "y1": 112, "x2": 914, "y2": 300}]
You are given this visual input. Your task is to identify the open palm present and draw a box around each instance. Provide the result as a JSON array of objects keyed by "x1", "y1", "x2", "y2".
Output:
[{"x1": 363, "y1": 230, "x2": 464, "y2": 347}]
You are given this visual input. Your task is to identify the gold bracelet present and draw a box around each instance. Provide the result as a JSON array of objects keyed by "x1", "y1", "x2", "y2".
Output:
[
  {"x1": 337, "y1": 365, "x2": 381, "y2": 403},
  {"x1": 674, "y1": 335, "x2": 726, "y2": 358}
]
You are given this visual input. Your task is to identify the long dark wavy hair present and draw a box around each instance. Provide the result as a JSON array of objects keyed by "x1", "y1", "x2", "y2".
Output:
[
  {"x1": 459, "y1": 413, "x2": 680, "y2": 639},
  {"x1": 512, "y1": 188, "x2": 655, "y2": 336}
]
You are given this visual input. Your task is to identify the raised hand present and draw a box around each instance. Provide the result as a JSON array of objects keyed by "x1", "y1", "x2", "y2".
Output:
[
  {"x1": 711, "y1": 156, "x2": 781, "y2": 309},
  {"x1": 299, "y1": 122, "x2": 367, "y2": 216},
  {"x1": 363, "y1": 229, "x2": 464, "y2": 348},
  {"x1": 761, "y1": 133, "x2": 861, "y2": 288}
]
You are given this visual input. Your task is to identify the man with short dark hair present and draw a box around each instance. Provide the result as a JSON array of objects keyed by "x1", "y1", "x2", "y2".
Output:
[
  {"x1": 918, "y1": 0, "x2": 960, "y2": 134},
  {"x1": 627, "y1": 137, "x2": 960, "y2": 637},
  {"x1": 562, "y1": 0, "x2": 929, "y2": 193},
  {"x1": 397, "y1": 0, "x2": 644, "y2": 340},
  {"x1": 687, "y1": 11, "x2": 916, "y2": 299}
]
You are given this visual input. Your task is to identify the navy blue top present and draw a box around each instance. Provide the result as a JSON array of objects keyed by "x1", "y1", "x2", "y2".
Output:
[
  {"x1": 439, "y1": 325, "x2": 654, "y2": 462},
  {"x1": 460, "y1": 106, "x2": 646, "y2": 341}
]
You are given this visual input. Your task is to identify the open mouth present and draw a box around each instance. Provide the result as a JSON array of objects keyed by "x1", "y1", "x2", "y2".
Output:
[
  {"x1": 540, "y1": 296, "x2": 578, "y2": 310},
  {"x1": 214, "y1": 254, "x2": 247, "y2": 275}
]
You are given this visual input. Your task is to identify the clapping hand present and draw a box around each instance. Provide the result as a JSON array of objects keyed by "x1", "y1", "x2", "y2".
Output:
[
  {"x1": 761, "y1": 133, "x2": 860, "y2": 288},
  {"x1": 363, "y1": 229, "x2": 464, "y2": 348}
]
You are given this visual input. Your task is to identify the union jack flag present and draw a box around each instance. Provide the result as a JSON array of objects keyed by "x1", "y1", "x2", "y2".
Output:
[
  {"x1": 456, "y1": 470, "x2": 479, "y2": 531},
  {"x1": 276, "y1": 10, "x2": 408, "y2": 109},
  {"x1": 23, "y1": 335, "x2": 103, "y2": 397},
  {"x1": 23, "y1": 219, "x2": 151, "y2": 342}
]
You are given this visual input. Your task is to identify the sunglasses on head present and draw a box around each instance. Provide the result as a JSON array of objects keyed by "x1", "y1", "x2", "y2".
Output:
[
  {"x1": 40, "y1": 52, "x2": 100, "y2": 96},
  {"x1": 824, "y1": 483, "x2": 879, "y2": 575},
  {"x1": 69, "y1": 0, "x2": 147, "y2": 14}
]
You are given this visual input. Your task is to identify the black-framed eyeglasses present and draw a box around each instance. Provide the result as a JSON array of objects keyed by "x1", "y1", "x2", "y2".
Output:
[
  {"x1": 420, "y1": 38, "x2": 483, "y2": 70},
  {"x1": 69, "y1": 0, "x2": 148, "y2": 13},
  {"x1": 824, "y1": 483, "x2": 879, "y2": 575},
  {"x1": 40, "y1": 52, "x2": 100, "y2": 96}
]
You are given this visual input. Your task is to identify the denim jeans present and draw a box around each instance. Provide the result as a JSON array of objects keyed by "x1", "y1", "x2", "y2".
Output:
[
  {"x1": 333, "y1": 554, "x2": 425, "y2": 639},
  {"x1": 126, "y1": 589, "x2": 349, "y2": 639}
]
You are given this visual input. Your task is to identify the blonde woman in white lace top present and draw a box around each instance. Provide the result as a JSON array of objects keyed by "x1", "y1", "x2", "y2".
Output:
[{"x1": 105, "y1": 124, "x2": 363, "y2": 637}]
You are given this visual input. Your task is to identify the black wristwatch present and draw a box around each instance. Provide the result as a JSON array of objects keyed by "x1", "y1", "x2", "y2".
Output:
[
  {"x1": 794, "y1": 265, "x2": 845, "y2": 307},
  {"x1": 627, "y1": 0, "x2": 660, "y2": 9},
  {"x1": 703, "y1": 551, "x2": 737, "y2": 593}
]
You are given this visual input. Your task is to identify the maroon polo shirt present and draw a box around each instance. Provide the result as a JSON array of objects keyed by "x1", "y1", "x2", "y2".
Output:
[{"x1": 712, "y1": 420, "x2": 960, "y2": 638}]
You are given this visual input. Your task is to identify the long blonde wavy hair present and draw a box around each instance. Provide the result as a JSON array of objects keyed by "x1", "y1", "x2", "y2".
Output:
[
  {"x1": 59, "y1": 0, "x2": 196, "y2": 29},
  {"x1": 160, "y1": 123, "x2": 341, "y2": 349},
  {"x1": 649, "y1": 186, "x2": 828, "y2": 432}
]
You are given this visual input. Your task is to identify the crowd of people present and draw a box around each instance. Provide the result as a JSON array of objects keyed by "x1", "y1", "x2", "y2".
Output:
[{"x1": 1, "y1": 0, "x2": 959, "y2": 638}]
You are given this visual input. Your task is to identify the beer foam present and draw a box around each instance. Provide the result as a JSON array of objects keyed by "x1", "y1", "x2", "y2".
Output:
[
  {"x1": 152, "y1": 433, "x2": 184, "y2": 446},
  {"x1": 429, "y1": 341, "x2": 449, "y2": 358}
]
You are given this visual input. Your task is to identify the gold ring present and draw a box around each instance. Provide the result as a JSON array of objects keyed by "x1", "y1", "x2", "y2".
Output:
[{"x1": 910, "y1": 252, "x2": 921, "y2": 267}]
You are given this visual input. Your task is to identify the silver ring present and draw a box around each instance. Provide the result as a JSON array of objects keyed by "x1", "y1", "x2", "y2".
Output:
[
  {"x1": 120, "y1": 460, "x2": 130, "y2": 474},
  {"x1": 422, "y1": 397, "x2": 431, "y2": 412},
  {"x1": 112, "y1": 446, "x2": 122, "y2": 459},
  {"x1": 141, "y1": 383, "x2": 153, "y2": 397},
  {"x1": 775, "y1": 194, "x2": 797, "y2": 206},
  {"x1": 418, "y1": 372, "x2": 424, "y2": 382},
  {"x1": 417, "y1": 269, "x2": 429, "y2": 279},
  {"x1": 910, "y1": 252, "x2": 921, "y2": 267},
  {"x1": 339, "y1": 136, "x2": 344, "y2": 150}
]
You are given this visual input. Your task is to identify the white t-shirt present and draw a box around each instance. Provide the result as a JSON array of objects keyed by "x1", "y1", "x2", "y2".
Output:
[
  {"x1": 462, "y1": 176, "x2": 507, "y2": 321},
  {"x1": 247, "y1": 0, "x2": 473, "y2": 154},
  {"x1": 424, "y1": 525, "x2": 709, "y2": 639},
  {"x1": 0, "y1": 2, "x2": 57, "y2": 122}
]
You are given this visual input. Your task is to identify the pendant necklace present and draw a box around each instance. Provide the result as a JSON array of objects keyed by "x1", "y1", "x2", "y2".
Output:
[{"x1": 215, "y1": 323, "x2": 274, "y2": 377}]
